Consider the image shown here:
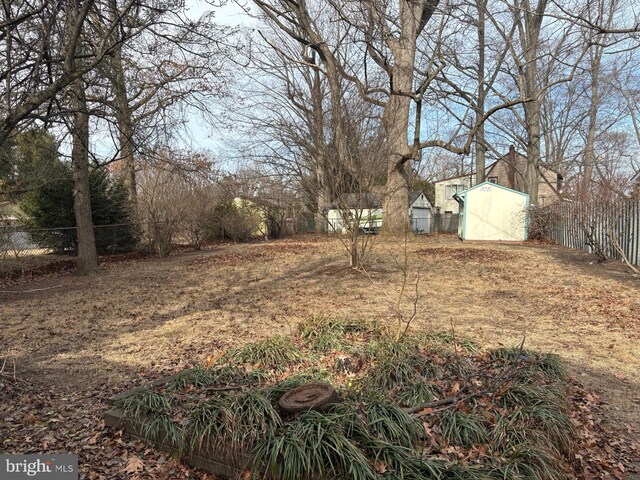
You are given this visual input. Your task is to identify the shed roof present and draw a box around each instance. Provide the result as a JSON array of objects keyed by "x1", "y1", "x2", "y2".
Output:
[{"x1": 453, "y1": 181, "x2": 529, "y2": 204}]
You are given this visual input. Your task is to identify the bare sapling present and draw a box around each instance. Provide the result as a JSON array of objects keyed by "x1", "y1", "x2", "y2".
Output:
[{"x1": 362, "y1": 222, "x2": 425, "y2": 342}]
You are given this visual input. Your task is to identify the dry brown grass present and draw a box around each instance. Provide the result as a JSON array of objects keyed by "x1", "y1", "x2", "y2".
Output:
[{"x1": 1, "y1": 234, "x2": 639, "y2": 433}]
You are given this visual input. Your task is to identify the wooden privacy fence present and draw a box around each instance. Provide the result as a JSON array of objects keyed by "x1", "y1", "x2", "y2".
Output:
[{"x1": 538, "y1": 200, "x2": 640, "y2": 266}]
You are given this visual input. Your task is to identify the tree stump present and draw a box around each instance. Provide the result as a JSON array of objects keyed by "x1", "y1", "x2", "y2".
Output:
[{"x1": 278, "y1": 383, "x2": 339, "y2": 413}]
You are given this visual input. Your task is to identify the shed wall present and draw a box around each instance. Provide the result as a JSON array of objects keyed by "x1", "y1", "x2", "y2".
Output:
[{"x1": 464, "y1": 184, "x2": 528, "y2": 241}]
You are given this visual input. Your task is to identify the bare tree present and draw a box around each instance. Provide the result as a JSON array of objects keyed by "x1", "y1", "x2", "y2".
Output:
[
  {"x1": 0, "y1": 0, "x2": 149, "y2": 144},
  {"x1": 95, "y1": 3, "x2": 233, "y2": 203},
  {"x1": 136, "y1": 149, "x2": 216, "y2": 255},
  {"x1": 230, "y1": 32, "x2": 332, "y2": 233}
]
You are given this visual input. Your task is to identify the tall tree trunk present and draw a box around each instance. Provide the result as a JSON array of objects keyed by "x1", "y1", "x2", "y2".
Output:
[
  {"x1": 111, "y1": 48, "x2": 137, "y2": 203},
  {"x1": 108, "y1": 0, "x2": 137, "y2": 203},
  {"x1": 382, "y1": 4, "x2": 423, "y2": 235},
  {"x1": 315, "y1": 180, "x2": 327, "y2": 232},
  {"x1": 475, "y1": 0, "x2": 487, "y2": 185},
  {"x1": 523, "y1": 97, "x2": 541, "y2": 204},
  {"x1": 70, "y1": 78, "x2": 98, "y2": 275},
  {"x1": 315, "y1": 151, "x2": 329, "y2": 233},
  {"x1": 309, "y1": 63, "x2": 328, "y2": 233},
  {"x1": 519, "y1": 0, "x2": 548, "y2": 206},
  {"x1": 582, "y1": 13, "x2": 606, "y2": 200},
  {"x1": 383, "y1": 75, "x2": 412, "y2": 235}
]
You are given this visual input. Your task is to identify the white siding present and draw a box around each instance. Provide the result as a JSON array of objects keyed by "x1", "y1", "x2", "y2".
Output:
[
  {"x1": 462, "y1": 183, "x2": 528, "y2": 241},
  {"x1": 327, "y1": 208, "x2": 383, "y2": 234},
  {"x1": 435, "y1": 175, "x2": 475, "y2": 213}
]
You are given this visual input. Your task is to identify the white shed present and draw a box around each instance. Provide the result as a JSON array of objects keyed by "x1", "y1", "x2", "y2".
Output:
[{"x1": 454, "y1": 182, "x2": 529, "y2": 241}]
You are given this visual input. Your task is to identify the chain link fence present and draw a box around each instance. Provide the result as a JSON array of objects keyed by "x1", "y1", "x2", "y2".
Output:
[{"x1": 0, "y1": 224, "x2": 135, "y2": 282}]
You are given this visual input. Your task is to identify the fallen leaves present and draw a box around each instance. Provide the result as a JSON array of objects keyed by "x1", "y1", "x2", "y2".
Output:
[
  {"x1": 1, "y1": 236, "x2": 638, "y2": 479},
  {"x1": 124, "y1": 456, "x2": 145, "y2": 474},
  {"x1": 415, "y1": 247, "x2": 516, "y2": 263},
  {"x1": 186, "y1": 242, "x2": 318, "y2": 269},
  {"x1": 568, "y1": 382, "x2": 640, "y2": 479}
]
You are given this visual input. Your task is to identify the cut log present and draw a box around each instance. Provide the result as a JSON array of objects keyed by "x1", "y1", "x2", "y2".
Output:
[{"x1": 278, "y1": 382, "x2": 339, "y2": 413}]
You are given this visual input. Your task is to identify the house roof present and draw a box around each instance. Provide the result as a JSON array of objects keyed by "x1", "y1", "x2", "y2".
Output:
[
  {"x1": 409, "y1": 190, "x2": 424, "y2": 206},
  {"x1": 488, "y1": 148, "x2": 564, "y2": 179},
  {"x1": 435, "y1": 147, "x2": 564, "y2": 200},
  {"x1": 433, "y1": 162, "x2": 498, "y2": 184},
  {"x1": 433, "y1": 172, "x2": 473, "y2": 184}
]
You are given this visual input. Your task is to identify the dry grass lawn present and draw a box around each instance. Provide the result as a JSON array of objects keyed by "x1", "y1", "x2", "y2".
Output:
[{"x1": 1, "y1": 234, "x2": 639, "y2": 476}]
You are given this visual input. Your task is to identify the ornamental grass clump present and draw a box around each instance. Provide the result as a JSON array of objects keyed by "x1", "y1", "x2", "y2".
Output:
[
  {"x1": 187, "y1": 390, "x2": 281, "y2": 466},
  {"x1": 167, "y1": 365, "x2": 267, "y2": 392},
  {"x1": 113, "y1": 390, "x2": 185, "y2": 449},
  {"x1": 166, "y1": 365, "x2": 216, "y2": 390},
  {"x1": 298, "y1": 315, "x2": 380, "y2": 353},
  {"x1": 251, "y1": 410, "x2": 376, "y2": 480},
  {"x1": 437, "y1": 409, "x2": 490, "y2": 448},
  {"x1": 109, "y1": 317, "x2": 579, "y2": 480},
  {"x1": 221, "y1": 335, "x2": 301, "y2": 371}
]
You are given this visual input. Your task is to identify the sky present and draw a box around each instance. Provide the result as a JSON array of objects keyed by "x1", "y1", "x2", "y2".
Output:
[{"x1": 178, "y1": 1, "x2": 254, "y2": 160}]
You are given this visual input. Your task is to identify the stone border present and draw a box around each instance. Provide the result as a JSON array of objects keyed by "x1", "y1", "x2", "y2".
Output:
[{"x1": 103, "y1": 376, "x2": 243, "y2": 478}]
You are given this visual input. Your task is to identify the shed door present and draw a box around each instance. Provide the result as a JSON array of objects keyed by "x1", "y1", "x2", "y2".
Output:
[{"x1": 411, "y1": 207, "x2": 431, "y2": 233}]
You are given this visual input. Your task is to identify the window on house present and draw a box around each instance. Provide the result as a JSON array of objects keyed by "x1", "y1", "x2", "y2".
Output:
[
  {"x1": 488, "y1": 176, "x2": 498, "y2": 184},
  {"x1": 445, "y1": 184, "x2": 465, "y2": 199}
]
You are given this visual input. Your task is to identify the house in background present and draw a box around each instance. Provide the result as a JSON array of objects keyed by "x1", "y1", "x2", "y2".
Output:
[
  {"x1": 433, "y1": 146, "x2": 564, "y2": 213},
  {"x1": 434, "y1": 173, "x2": 476, "y2": 214},
  {"x1": 233, "y1": 197, "x2": 268, "y2": 238},
  {"x1": 0, "y1": 202, "x2": 21, "y2": 226},
  {"x1": 326, "y1": 190, "x2": 433, "y2": 234},
  {"x1": 454, "y1": 182, "x2": 529, "y2": 242},
  {"x1": 485, "y1": 146, "x2": 563, "y2": 207}
]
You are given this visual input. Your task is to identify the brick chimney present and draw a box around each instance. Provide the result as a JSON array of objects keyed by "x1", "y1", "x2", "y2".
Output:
[{"x1": 507, "y1": 145, "x2": 516, "y2": 189}]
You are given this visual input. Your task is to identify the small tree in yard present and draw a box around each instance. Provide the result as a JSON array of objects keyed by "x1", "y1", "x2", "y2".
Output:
[
  {"x1": 180, "y1": 183, "x2": 218, "y2": 250},
  {"x1": 135, "y1": 150, "x2": 218, "y2": 255},
  {"x1": 327, "y1": 121, "x2": 387, "y2": 270}
]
